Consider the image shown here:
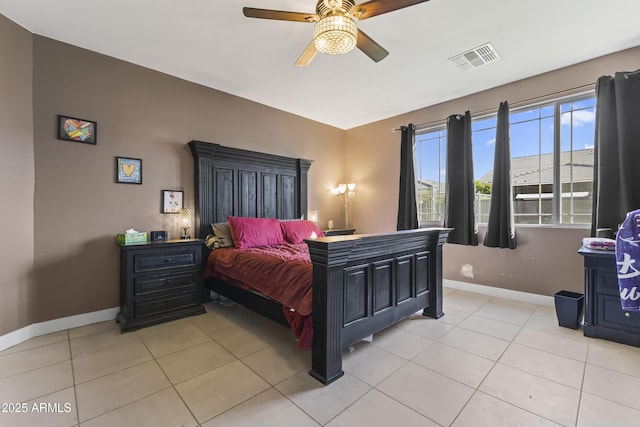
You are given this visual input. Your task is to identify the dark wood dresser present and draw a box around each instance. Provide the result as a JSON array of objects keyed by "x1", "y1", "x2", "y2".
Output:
[
  {"x1": 579, "y1": 247, "x2": 640, "y2": 347},
  {"x1": 117, "y1": 239, "x2": 206, "y2": 332}
]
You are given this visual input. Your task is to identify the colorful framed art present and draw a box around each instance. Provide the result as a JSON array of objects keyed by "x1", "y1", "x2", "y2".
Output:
[
  {"x1": 57, "y1": 115, "x2": 97, "y2": 144},
  {"x1": 162, "y1": 190, "x2": 183, "y2": 213},
  {"x1": 116, "y1": 156, "x2": 142, "y2": 184}
]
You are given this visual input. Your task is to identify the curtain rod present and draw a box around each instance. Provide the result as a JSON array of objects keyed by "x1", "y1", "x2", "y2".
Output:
[
  {"x1": 391, "y1": 82, "x2": 595, "y2": 132},
  {"x1": 624, "y1": 69, "x2": 640, "y2": 79}
]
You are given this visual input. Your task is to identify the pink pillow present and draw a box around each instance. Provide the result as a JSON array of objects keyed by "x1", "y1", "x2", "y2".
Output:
[
  {"x1": 281, "y1": 220, "x2": 324, "y2": 244},
  {"x1": 227, "y1": 216, "x2": 285, "y2": 249}
]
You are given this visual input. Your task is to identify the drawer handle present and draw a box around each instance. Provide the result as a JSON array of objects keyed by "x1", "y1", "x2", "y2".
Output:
[
  {"x1": 625, "y1": 312, "x2": 631, "y2": 318},
  {"x1": 164, "y1": 258, "x2": 172, "y2": 263}
]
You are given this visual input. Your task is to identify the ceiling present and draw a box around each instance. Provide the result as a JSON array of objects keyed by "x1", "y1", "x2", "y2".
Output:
[{"x1": 1, "y1": 0, "x2": 639, "y2": 130}]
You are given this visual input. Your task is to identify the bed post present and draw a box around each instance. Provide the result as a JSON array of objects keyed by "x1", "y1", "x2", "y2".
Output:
[
  {"x1": 308, "y1": 242, "x2": 348, "y2": 385},
  {"x1": 188, "y1": 141, "x2": 221, "y2": 239},
  {"x1": 423, "y1": 242, "x2": 445, "y2": 319},
  {"x1": 297, "y1": 159, "x2": 312, "y2": 220}
]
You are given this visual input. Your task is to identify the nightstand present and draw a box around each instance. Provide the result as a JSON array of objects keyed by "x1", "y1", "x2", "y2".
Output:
[
  {"x1": 116, "y1": 239, "x2": 206, "y2": 332},
  {"x1": 322, "y1": 228, "x2": 356, "y2": 236}
]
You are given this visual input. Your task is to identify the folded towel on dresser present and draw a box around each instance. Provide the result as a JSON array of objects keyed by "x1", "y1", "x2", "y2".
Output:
[{"x1": 582, "y1": 237, "x2": 616, "y2": 251}]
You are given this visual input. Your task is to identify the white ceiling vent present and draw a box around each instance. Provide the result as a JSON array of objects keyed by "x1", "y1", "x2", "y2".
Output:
[{"x1": 449, "y1": 43, "x2": 500, "y2": 71}]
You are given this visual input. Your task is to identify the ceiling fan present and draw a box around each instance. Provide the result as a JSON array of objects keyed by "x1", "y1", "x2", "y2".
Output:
[{"x1": 243, "y1": 0, "x2": 430, "y2": 66}]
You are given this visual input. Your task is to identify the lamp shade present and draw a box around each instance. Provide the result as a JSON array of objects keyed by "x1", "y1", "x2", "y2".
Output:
[
  {"x1": 314, "y1": 15, "x2": 357, "y2": 55},
  {"x1": 179, "y1": 208, "x2": 191, "y2": 229}
]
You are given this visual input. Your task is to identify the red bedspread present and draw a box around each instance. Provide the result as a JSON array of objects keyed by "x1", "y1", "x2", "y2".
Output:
[
  {"x1": 203, "y1": 243, "x2": 314, "y2": 348},
  {"x1": 204, "y1": 243, "x2": 313, "y2": 315}
]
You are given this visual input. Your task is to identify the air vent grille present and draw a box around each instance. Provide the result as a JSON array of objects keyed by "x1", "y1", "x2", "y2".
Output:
[{"x1": 449, "y1": 43, "x2": 500, "y2": 71}]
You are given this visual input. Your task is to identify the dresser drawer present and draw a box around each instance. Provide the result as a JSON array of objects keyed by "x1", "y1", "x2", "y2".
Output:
[
  {"x1": 134, "y1": 271, "x2": 197, "y2": 295},
  {"x1": 596, "y1": 270, "x2": 620, "y2": 296},
  {"x1": 598, "y1": 294, "x2": 640, "y2": 331},
  {"x1": 134, "y1": 250, "x2": 196, "y2": 272},
  {"x1": 134, "y1": 292, "x2": 199, "y2": 318}
]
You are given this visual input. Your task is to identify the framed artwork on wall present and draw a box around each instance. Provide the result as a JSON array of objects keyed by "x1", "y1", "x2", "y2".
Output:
[
  {"x1": 116, "y1": 156, "x2": 142, "y2": 184},
  {"x1": 162, "y1": 190, "x2": 183, "y2": 213},
  {"x1": 57, "y1": 115, "x2": 97, "y2": 144}
]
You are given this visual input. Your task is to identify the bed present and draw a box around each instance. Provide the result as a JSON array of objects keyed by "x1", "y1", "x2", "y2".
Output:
[{"x1": 189, "y1": 140, "x2": 451, "y2": 384}]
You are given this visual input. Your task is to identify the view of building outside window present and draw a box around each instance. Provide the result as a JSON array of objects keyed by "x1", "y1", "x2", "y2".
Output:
[
  {"x1": 415, "y1": 94, "x2": 595, "y2": 226},
  {"x1": 559, "y1": 98, "x2": 596, "y2": 224},
  {"x1": 415, "y1": 128, "x2": 446, "y2": 224}
]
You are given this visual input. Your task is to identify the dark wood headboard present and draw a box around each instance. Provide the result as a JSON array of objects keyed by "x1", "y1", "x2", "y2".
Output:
[{"x1": 188, "y1": 141, "x2": 313, "y2": 239}]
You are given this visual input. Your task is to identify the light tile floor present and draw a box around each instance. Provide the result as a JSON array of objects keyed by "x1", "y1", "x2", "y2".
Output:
[{"x1": 2, "y1": 287, "x2": 640, "y2": 426}]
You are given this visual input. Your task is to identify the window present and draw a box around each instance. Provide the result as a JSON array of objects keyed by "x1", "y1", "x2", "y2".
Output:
[
  {"x1": 472, "y1": 116, "x2": 498, "y2": 225},
  {"x1": 507, "y1": 105, "x2": 556, "y2": 224},
  {"x1": 415, "y1": 93, "x2": 595, "y2": 226},
  {"x1": 558, "y1": 97, "x2": 596, "y2": 224},
  {"x1": 415, "y1": 128, "x2": 446, "y2": 224}
]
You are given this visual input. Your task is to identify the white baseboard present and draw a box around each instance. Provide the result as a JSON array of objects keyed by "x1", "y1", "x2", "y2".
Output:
[
  {"x1": 444, "y1": 279, "x2": 555, "y2": 307},
  {"x1": 0, "y1": 307, "x2": 119, "y2": 352}
]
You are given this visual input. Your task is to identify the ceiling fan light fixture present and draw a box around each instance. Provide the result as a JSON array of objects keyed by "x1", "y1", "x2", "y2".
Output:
[{"x1": 313, "y1": 15, "x2": 357, "y2": 55}]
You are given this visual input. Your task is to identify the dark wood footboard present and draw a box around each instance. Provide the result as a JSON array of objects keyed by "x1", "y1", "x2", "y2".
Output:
[{"x1": 306, "y1": 228, "x2": 451, "y2": 384}]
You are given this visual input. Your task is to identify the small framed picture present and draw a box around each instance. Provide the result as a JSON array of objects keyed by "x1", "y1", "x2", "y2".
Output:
[
  {"x1": 162, "y1": 190, "x2": 183, "y2": 213},
  {"x1": 57, "y1": 115, "x2": 97, "y2": 144},
  {"x1": 116, "y1": 156, "x2": 142, "y2": 184}
]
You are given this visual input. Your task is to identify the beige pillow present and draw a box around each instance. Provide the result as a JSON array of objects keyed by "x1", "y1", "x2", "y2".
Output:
[{"x1": 211, "y1": 222, "x2": 234, "y2": 247}]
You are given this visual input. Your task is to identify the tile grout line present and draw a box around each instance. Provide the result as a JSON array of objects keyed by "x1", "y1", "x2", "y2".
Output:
[
  {"x1": 66, "y1": 329, "x2": 81, "y2": 427},
  {"x1": 0, "y1": 337, "x2": 78, "y2": 425},
  {"x1": 443, "y1": 293, "x2": 581, "y2": 425},
  {"x1": 457, "y1": 307, "x2": 574, "y2": 426},
  {"x1": 73, "y1": 321, "x2": 203, "y2": 426},
  {"x1": 0, "y1": 341, "x2": 69, "y2": 381},
  {"x1": 574, "y1": 340, "x2": 591, "y2": 427},
  {"x1": 371, "y1": 385, "x2": 441, "y2": 426},
  {"x1": 192, "y1": 311, "x2": 314, "y2": 425},
  {"x1": 140, "y1": 321, "x2": 204, "y2": 427}
]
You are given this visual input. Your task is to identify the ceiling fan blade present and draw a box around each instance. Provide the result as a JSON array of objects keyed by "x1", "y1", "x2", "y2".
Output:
[
  {"x1": 295, "y1": 41, "x2": 318, "y2": 67},
  {"x1": 352, "y1": 0, "x2": 429, "y2": 20},
  {"x1": 356, "y1": 30, "x2": 389, "y2": 62},
  {"x1": 243, "y1": 7, "x2": 318, "y2": 23}
]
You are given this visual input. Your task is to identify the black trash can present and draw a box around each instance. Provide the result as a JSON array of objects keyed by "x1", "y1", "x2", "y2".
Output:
[{"x1": 554, "y1": 290, "x2": 584, "y2": 329}]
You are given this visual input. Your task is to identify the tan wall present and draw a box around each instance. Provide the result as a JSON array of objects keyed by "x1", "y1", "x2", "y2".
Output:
[
  {"x1": 344, "y1": 46, "x2": 640, "y2": 296},
  {"x1": 30, "y1": 36, "x2": 345, "y2": 324},
  {"x1": 0, "y1": 16, "x2": 35, "y2": 335}
]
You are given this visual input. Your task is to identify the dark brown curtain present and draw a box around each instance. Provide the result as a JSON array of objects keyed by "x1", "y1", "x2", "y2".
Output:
[
  {"x1": 444, "y1": 112, "x2": 478, "y2": 245},
  {"x1": 397, "y1": 124, "x2": 418, "y2": 230},
  {"x1": 591, "y1": 70, "x2": 640, "y2": 235},
  {"x1": 484, "y1": 101, "x2": 517, "y2": 248}
]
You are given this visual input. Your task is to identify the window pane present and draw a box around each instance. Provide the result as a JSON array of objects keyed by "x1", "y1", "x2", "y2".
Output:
[
  {"x1": 472, "y1": 116, "x2": 496, "y2": 224},
  {"x1": 416, "y1": 130, "x2": 446, "y2": 224},
  {"x1": 541, "y1": 105, "x2": 554, "y2": 118},
  {"x1": 511, "y1": 108, "x2": 540, "y2": 123},
  {"x1": 511, "y1": 107, "x2": 554, "y2": 225},
  {"x1": 472, "y1": 116, "x2": 497, "y2": 132},
  {"x1": 559, "y1": 100, "x2": 595, "y2": 224}
]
